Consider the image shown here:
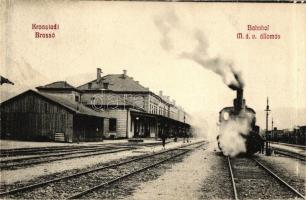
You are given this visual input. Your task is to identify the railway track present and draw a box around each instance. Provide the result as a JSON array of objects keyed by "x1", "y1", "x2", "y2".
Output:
[
  {"x1": 0, "y1": 145, "x2": 131, "y2": 161},
  {"x1": 0, "y1": 147, "x2": 135, "y2": 170},
  {"x1": 0, "y1": 141, "x2": 205, "y2": 199},
  {"x1": 270, "y1": 142, "x2": 306, "y2": 150},
  {"x1": 0, "y1": 142, "x2": 158, "y2": 157},
  {"x1": 0, "y1": 145, "x2": 111, "y2": 157},
  {"x1": 0, "y1": 142, "x2": 172, "y2": 170},
  {"x1": 1, "y1": 146, "x2": 90, "y2": 157},
  {"x1": 271, "y1": 147, "x2": 306, "y2": 162},
  {"x1": 227, "y1": 156, "x2": 305, "y2": 199}
]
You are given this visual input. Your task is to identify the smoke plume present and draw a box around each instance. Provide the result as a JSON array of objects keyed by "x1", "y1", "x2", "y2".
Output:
[
  {"x1": 154, "y1": 10, "x2": 180, "y2": 52},
  {"x1": 155, "y1": 10, "x2": 251, "y2": 156},
  {"x1": 154, "y1": 11, "x2": 244, "y2": 90},
  {"x1": 217, "y1": 110, "x2": 253, "y2": 157}
]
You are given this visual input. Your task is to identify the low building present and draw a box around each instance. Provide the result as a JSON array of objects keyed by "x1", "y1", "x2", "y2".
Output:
[
  {"x1": 268, "y1": 126, "x2": 306, "y2": 145},
  {"x1": 1, "y1": 89, "x2": 104, "y2": 142}
]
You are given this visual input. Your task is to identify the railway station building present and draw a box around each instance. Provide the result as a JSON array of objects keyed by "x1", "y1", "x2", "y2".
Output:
[
  {"x1": 77, "y1": 69, "x2": 190, "y2": 139},
  {"x1": 0, "y1": 68, "x2": 190, "y2": 142}
]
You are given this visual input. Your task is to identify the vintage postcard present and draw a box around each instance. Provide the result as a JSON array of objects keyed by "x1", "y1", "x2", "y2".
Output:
[{"x1": 0, "y1": 1, "x2": 305, "y2": 199}]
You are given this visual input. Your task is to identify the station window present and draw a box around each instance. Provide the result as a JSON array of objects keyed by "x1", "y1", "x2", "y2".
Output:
[
  {"x1": 75, "y1": 95, "x2": 79, "y2": 102},
  {"x1": 103, "y1": 82, "x2": 109, "y2": 89},
  {"x1": 90, "y1": 96, "x2": 95, "y2": 103},
  {"x1": 109, "y1": 118, "x2": 117, "y2": 132}
]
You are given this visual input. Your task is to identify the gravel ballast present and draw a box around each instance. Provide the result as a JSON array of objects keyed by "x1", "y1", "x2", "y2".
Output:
[
  {"x1": 232, "y1": 157, "x2": 300, "y2": 199},
  {"x1": 256, "y1": 154, "x2": 306, "y2": 196}
]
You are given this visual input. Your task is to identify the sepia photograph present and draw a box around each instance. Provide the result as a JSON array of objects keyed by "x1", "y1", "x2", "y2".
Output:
[{"x1": 0, "y1": 1, "x2": 305, "y2": 199}]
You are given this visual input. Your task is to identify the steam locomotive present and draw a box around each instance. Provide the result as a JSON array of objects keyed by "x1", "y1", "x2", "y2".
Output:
[{"x1": 217, "y1": 89, "x2": 264, "y2": 156}]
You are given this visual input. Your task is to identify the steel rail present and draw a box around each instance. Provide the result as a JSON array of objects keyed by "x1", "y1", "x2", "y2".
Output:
[
  {"x1": 227, "y1": 156, "x2": 238, "y2": 200},
  {"x1": 0, "y1": 146, "x2": 132, "y2": 163},
  {"x1": 252, "y1": 158, "x2": 305, "y2": 199},
  {"x1": 0, "y1": 141, "x2": 199, "y2": 157},
  {"x1": 272, "y1": 148, "x2": 306, "y2": 162},
  {"x1": 0, "y1": 141, "x2": 205, "y2": 197},
  {"x1": 0, "y1": 144, "x2": 109, "y2": 156},
  {"x1": 1, "y1": 141, "x2": 205, "y2": 169},
  {"x1": 0, "y1": 145, "x2": 130, "y2": 158},
  {"x1": 270, "y1": 142, "x2": 306, "y2": 150},
  {"x1": 0, "y1": 148, "x2": 135, "y2": 170},
  {"x1": 0, "y1": 142, "x2": 156, "y2": 157},
  {"x1": 67, "y1": 149, "x2": 192, "y2": 199}
]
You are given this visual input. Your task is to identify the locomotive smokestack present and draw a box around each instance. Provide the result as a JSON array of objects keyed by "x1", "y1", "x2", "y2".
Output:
[
  {"x1": 237, "y1": 89, "x2": 243, "y2": 104},
  {"x1": 234, "y1": 89, "x2": 245, "y2": 112}
]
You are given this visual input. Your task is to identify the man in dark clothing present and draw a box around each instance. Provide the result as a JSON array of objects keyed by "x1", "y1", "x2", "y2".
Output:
[
  {"x1": 174, "y1": 134, "x2": 177, "y2": 142},
  {"x1": 261, "y1": 138, "x2": 265, "y2": 154},
  {"x1": 161, "y1": 133, "x2": 166, "y2": 149}
]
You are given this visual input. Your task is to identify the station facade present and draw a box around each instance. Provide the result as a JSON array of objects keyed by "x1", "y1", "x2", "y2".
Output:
[
  {"x1": 0, "y1": 69, "x2": 190, "y2": 142},
  {"x1": 77, "y1": 69, "x2": 190, "y2": 139}
]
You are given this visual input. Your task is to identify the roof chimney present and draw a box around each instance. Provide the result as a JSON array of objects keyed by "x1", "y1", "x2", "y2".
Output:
[
  {"x1": 159, "y1": 90, "x2": 163, "y2": 97},
  {"x1": 97, "y1": 68, "x2": 102, "y2": 80},
  {"x1": 123, "y1": 69, "x2": 127, "y2": 78}
]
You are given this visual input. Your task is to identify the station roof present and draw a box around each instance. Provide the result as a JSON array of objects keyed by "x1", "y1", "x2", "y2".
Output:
[
  {"x1": 77, "y1": 73, "x2": 175, "y2": 106},
  {"x1": 77, "y1": 74, "x2": 149, "y2": 92},
  {"x1": 1, "y1": 90, "x2": 103, "y2": 118},
  {"x1": 130, "y1": 110, "x2": 190, "y2": 127},
  {"x1": 36, "y1": 81, "x2": 81, "y2": 93}
]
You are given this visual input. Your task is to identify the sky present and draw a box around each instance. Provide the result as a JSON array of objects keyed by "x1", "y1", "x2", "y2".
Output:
[{"x1": 1, "y1": 1, "x2": 305, "y2": 136}]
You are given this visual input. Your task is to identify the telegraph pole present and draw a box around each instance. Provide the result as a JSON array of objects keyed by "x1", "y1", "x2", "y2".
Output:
[{"x1": 265, "y1": 97, "x2": 271, "y2": 155}]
